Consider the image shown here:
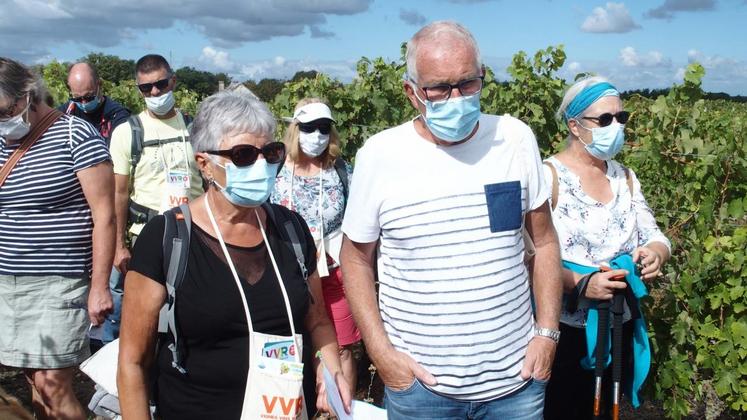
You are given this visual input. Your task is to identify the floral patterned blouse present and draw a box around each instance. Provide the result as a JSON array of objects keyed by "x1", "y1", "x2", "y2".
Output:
[
  {"x1": 544, "y1": 156, "x2": 671, "y2": 327},
  {"x1": 271, "y1": 160, "x2": 353, "y2": 243}
]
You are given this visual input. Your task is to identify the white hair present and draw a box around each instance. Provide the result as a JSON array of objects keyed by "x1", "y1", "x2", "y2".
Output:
[
  {"x1": 557, "y1": 75, "x2": 612, "y2": 122},
  {"x1": 405, "y1": 21, "x2": 482, "y2": 83},
  {"x1": 190, "y1": 90, "x2": 276, "y2": 152}
]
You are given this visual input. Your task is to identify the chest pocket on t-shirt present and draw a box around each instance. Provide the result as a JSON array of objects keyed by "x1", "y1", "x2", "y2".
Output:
[{"x1": 484, "y1": 181, "x2": 522, "y2": 233}]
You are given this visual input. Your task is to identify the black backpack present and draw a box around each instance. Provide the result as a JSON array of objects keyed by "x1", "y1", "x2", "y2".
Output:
[
  {"x1": 128, "y1": 112, "x2": 194, "y2": 179},
  {"x1": 332, "y1": 157, "x2": 349, "y2": 209},
  {"x1": 157, "y1": 202, "x2": 311, "y2": 374}
]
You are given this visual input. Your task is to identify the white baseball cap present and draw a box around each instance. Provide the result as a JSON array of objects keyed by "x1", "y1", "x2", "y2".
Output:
[{"x1": 292, "y1": 102, "x2": 335, "y2": 123}]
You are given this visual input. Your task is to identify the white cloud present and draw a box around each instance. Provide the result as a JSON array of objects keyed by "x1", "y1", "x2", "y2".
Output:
[
  {"x1": 237, "y1": 57, "x2": 358, "y2": 82},
  {"x1": 581, "y1": 2, "x2": 641, "y2": 33},
  {"x1": 674, "y1": 67, "x2": 686, "y2": 81},
  {"x1": 549, "y1": 50, "x2": 747, "y2": 95},
  {"x1": 619, "y1": 47, "x2": 671, "y2": 68},
  {"x1": 199, "y1": 47, "x2": 236, "y2": 72},
  {"x1": 0, "y1": 0, "x2": 372, "y2": 61},
  {"x1": 646, "y1": 0, "x2": 716, "y2": 20}
]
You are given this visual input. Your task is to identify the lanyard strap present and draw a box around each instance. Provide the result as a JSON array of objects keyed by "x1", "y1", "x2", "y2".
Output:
[
  {"x1": 205, "y1": 196, "x2": 301, "y2": 363},
  {"x1": 156, "y1": 115, "x2": 191, "y2": 173}
]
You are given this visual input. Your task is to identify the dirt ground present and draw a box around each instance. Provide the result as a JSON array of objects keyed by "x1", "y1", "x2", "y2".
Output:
[{"x1": 0, "y1": 359, "x2": 737, "y2": 419}]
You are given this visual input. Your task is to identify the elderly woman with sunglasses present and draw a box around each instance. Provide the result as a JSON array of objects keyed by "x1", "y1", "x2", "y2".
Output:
[
  {"x1": 118, "y1": 90, "x2": 351, "y2": 420},
  {"x1": 542, "y1": 77, "x2": 671, "y2": 419},
  {"x1": 270, "y1": 98, "x2": 361, "y2": 397}
]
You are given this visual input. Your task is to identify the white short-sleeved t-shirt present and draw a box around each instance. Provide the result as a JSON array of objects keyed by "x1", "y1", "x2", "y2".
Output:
[{"x1": 342, "y1": 114, "x2": 549, "y2": 401}]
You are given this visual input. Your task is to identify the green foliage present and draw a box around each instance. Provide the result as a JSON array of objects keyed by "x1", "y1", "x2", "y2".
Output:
[
  {"x1": 175, "y1": 66, "x2": 230, "y2": 99},
  {"x1": 36, "y1": 49, "x2": 746, "y2": 419},
  {"x1": 40, "y1": 60, "x2": 70, "y2": 106},
  {"x1": 624, "y1": 62, "x2": 747, "y2": 418},
  {"x1": 81, "y1": 52, "x2": 135, "y2": 84}
]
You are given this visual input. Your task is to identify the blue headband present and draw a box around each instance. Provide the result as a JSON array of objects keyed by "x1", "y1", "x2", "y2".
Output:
[{"x1": 564, "y1": 82, "x2": 620, "y2": 121}]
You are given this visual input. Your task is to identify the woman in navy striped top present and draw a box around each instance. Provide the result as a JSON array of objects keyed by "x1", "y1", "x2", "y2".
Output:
[{"x1": 0, "y1": 57, "x2": 115, "y2": 420}]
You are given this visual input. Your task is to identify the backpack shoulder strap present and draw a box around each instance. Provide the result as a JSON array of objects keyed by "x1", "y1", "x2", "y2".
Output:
[
  {"x1": 543, "y1": 161, "x2": 559, "y2": 210},
  {"x1": 129, "y1": 115, "x2": 144, "y2": 176},
  {"x1": 262, "y1": 202, "x2": 310, "y2": 283},
  {"x1": 622, "y1": 166, "x2": 634, "y2": 198},
  {"x1": 182, "y1": 112, "x2": 194, "y2": 129},
  {"x1": 333, "y1": 157, "x2": 349, "y2": 201},
  {"x1": 158, "y1": 204, "x2": 191, "y2": 374}
]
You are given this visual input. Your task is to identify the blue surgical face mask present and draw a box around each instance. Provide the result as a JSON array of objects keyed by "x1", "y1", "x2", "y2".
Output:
[
  {"x1": 75, "y1": 96, "x2": 101, "y2": 113},
  {"x1": 144, "y1": 91, "x2": 175, "y2": 116},
  {"x1": 413, "y1": 87, "x2": 481, "y2": 143},
  {"x1": 212, "y1": 158, "x2": 278, "y2": 207},
  {"x1": 576, "y1": 120, "x2": 625, "y2": 161}
]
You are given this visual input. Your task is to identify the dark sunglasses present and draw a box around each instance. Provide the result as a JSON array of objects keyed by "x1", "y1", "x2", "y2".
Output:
[
  {"x1": 205, "y1": 142, "x2": 286, "y2": 167},
  {"x1": 137, "y1": 78, "x2": 171, "y2": 93},
  {"x1": 70, "y1": 94, "x2": 97, "y2": 103},
  {"x1": 581, "y1": 111, "x2": 630, "y2": 127},
  {"x1": 298, "y1": 121, "x2": 332, "y2": 135}
]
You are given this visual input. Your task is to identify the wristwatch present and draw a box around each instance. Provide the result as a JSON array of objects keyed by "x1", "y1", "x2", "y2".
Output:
[{"x1": 535, "y1": 326, "x2": 561, "y2": 343}]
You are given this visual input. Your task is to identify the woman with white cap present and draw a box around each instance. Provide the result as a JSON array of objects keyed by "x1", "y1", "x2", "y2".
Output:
[
  {"x1": 543, "y1": 76, "x2": 671, "y2": 419},
  {"x1": 271, "y1": 98, "x2": 361, "y2": 396}
]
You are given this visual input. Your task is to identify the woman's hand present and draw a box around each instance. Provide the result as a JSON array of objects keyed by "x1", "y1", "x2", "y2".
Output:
[
  {"x1": 632, "y1": 246, "x2": 663, "y2": 280},
  {"x1": 315, "y1": 366, "x2": 352, "y2": 417},
  {"x1": 584, "y1": 270, "x2": 628, "y2": 300}
]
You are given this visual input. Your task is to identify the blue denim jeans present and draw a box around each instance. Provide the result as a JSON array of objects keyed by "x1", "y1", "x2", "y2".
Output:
[
  {"x1": 385, "y1": 378, "x2": 546, "y2": 420},
  {"x1": 96, "y1": 267, "x2": 124, "y2": 344}
]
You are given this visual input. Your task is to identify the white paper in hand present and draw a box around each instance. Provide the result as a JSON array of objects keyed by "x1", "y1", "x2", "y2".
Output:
[
  {"x1": 322, "y1": 364, "x2": 388, "y2": 419},
  {"x1": 322, "y1": 364, "x2": 352, "y2": 420}
]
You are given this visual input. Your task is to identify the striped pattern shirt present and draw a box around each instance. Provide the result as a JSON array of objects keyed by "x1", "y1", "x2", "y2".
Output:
[
  {"x1": 0, "y1": 115, "x2": 111, "y2": 276},
  {"x1": 342, "y1": 115, "x2": 550, "y2": 400}
]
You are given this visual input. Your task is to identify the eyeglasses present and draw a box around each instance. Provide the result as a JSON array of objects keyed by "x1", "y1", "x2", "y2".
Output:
[
  {"x1": 415, "y1": 76, "x2": 484, "y2": 102},
  {"x1": 0, "y1": 95, "x2": 28, "y2": 120},
  {"x1": 137, "y1": 78, "x2": 171, "y2": 93},
  {"x1": 581, "y1": 111, "x2": 630, "y2": 127},
  {"x1": 298, "y1": 120, "x2": 332, "y2": 135},
  {"x1": 205, "y1": 142, "x2": 286, "y2": 167},
  {"x1": 70, "y1": 94, "x2": 97, "y2": 103}
]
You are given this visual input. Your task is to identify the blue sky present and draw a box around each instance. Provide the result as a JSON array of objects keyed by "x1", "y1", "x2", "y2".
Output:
[{"x1": 2, "y1": 0, "x2": 746, "y2": 94}]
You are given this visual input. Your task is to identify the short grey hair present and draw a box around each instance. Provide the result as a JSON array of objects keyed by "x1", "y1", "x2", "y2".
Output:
[
  {"x1": 0, "y1": 57, "x2": 49, "y2": 105},
  {"x1": 405, "y1": 21, "x2": 482, "y2": 83},
  {"x1": 557, "y1": 76, "x2": 611, "y2": 122},
  {"x1": 190, "y1": 90, "x2": 276, "y2": 152}
]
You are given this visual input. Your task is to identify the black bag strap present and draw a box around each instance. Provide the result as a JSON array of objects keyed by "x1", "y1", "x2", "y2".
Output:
[
  {"x1": 157, "y1": 203, "x2": 191, "y2": 374},
  {"x1": 333, "y1": 157, "x2": 349, "y2": 203},
  {"x1": 129, "y1": 111, "x2": 193, "y2": 178},
  {"x1": 261, "y1": 202, "x2": 309, "y2": 282},
  {"x1": 129, "y1": 115, "x2": 144, "y2": 177}
]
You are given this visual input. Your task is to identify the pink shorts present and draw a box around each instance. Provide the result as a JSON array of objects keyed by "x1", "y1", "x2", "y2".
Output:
[{"x1": 321, "y1": 265, "x2": 361, "y2": 347}]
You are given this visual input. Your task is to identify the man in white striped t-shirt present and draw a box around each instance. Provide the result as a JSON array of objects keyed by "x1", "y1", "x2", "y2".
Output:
[{"x1": 341, "y1": 21, "x2": 563, "y2": 419}]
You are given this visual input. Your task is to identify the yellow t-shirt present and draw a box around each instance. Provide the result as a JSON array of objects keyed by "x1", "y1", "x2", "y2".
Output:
[{"x1": 110, "y1": 110, "x2": 204, "y2": 234}]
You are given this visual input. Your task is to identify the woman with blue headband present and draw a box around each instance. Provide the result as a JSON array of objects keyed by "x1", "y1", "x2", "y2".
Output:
[{"x1": 542, "y1": 77, "x2": 671, "y2": 419}]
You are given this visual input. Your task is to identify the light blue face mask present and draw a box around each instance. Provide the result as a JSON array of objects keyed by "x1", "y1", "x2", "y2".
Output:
[
  {"x1": 576, "y1": 121, "x2": 625, "y2": 161},
  {"x1": 413, "y1": 88, "x2": 481, "y2": 143},
  {"x1": 75, "y1": 96, "x2": 101, "y2": 113},
  {"x1": 212, "y1": 158, "x2": 278, "y2": 207}
]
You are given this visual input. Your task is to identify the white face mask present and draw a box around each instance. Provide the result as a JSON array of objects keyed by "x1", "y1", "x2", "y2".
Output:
[
  {"x1": 144, "y1": 91, "x2": 175, "y2": 116},
  {"x1": 0, "y1": 96, "x2": 31, "y2": 140},
  {"x1": 299, "y1": 130, "x2": 330, "y2": 157}
]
